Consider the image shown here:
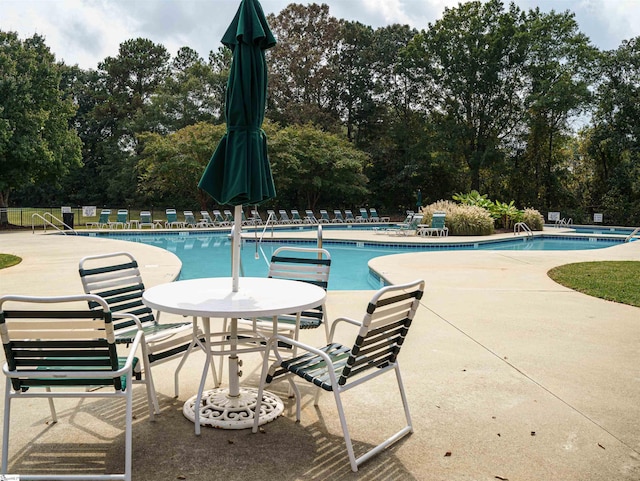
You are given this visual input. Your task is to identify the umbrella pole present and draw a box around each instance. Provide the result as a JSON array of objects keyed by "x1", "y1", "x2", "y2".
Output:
[{"x1": 232, "y1": 205, "x2": 242, "y2": 292}]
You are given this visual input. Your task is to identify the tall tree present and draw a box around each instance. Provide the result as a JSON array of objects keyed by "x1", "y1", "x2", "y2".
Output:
[
  {"x1": 334, "y1": 20, "x2": 375, "y2": 143},
  {"x1": 518, "y1": 8, "x2": 597, "y2": 211},
  {"x1": 407, "y1": 0, "x2": 527, "y2": 192},
  {"x1": 586, "y1": 37, "x2": 640, "y2": 224},
  {"x1": 92, "y1": 38, "x2": 170, "y2": 203},
  {"x1": 0, "y1": 31, "x2": 81, "y2": 222},
  {"x1": 148, "y1": 46, "x2": 228, "y2": 134},
  {"x1": 266, "y1": 3, "x2": 341, "y2": 130}
]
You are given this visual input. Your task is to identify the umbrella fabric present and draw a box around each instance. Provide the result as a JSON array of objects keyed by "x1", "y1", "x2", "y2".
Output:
[
  {"x1": 198, "y1": 0, "x2": 276, "y2": 206},
  {"x1": 416, "y1": 189, "x2": 422, "y2": 208}
]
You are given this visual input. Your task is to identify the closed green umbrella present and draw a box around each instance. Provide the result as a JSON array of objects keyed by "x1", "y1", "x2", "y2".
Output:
[{"x1": 198, "y1": 0, "x2": 276, "y2": 292}]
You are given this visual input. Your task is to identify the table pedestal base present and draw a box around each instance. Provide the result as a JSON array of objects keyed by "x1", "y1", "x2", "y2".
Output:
[{"x1": 183, "y1": 387, "x2": 283, "y2": 430}]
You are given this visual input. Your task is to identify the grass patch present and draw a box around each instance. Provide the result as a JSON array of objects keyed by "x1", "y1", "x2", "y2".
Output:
[
  {"x1": 548, "y1": 261, "x2": 640, "y2": 307},
  {"x1": 0, "y1": 254, "x2": 21, "y2": 269}
]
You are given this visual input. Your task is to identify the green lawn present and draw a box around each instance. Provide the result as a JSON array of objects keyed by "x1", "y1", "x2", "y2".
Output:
[
  {"x1": 548, "y1": 261, "x2": 640, "y2": 307},
  {"x1": 0, "y1": 254, "x2": 21, "y2": 269}
]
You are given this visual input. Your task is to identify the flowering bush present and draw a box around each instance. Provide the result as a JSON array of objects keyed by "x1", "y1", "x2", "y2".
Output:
[
  {"x1": 421, "y1": 200, "x2": 495, "y2": 236},
  {"x1": 521, "y1": 208, "x2": 544, "y2": 231}
]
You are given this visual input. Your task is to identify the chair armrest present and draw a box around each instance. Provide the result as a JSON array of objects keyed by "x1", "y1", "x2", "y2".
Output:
[
  {"x1": 119, "y1": 329, "x2": 144, "y2": 375},
  {"x1": 268, "y1": 335, "x2": 336, "y2": 365},
  {"x1": 328, "y1": 317, "x2": 362, "y2": 342},
  {"x1": 112, "y1": 312, "x2": 144, "y2": 330}
]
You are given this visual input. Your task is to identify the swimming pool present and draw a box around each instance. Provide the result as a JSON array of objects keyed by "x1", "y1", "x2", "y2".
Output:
[{"x1": 88, "y1": 232, "x2": 625, "y2": 290}]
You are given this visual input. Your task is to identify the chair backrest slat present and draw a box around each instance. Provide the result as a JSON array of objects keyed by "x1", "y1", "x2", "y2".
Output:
[
  {"x1": 337, "y1": 281, "x2": 424, "y2": 386},
  {"x1": 0, "y1": 294, "x2": 122, "y2": 391},
  {"x1": 79, "y1": 253, "x2": 157, "y2": 335}
]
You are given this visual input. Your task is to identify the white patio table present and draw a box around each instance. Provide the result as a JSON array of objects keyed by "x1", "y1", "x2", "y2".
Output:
[{"x1": 142, "y1": 277, "x2": 326, "y2": 433}]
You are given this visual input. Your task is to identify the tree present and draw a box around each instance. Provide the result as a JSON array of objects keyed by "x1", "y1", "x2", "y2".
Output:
[
  {"x1": 147, "y1": 46, "x2": 228, "y2": 134},
  {"x1": 0, "y1": 31, "x2": 81, "y2": 223},
  {"x1": 407, "y1": 0, "x2": 527, "y2": 192},
  {"x1": 137, "y1": 122, "x2": 226, "y2": 208},
  {"x1": 93, "y1": 38, "x2": 170, "y2": 203},
  {"x1": 267, "y1": 123, "x2": 369, "y2": 209},
  {"x1": 586, "y1": 37, "x2": 640, "y2": 224},
  {"x1": 518, "y1": 8, "x2": 597, "y2": 211},
  {"x1": 266, "y1": 4, "x2": 342, "y2": 130}
]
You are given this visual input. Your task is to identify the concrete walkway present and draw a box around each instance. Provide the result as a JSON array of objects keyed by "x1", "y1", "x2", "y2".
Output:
[{"x1": 1, "y1": 229, "x2": 639, "y2": 480}]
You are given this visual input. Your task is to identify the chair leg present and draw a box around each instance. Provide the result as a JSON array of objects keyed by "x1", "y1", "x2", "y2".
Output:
[
  {"x1": 333, "y1": 388, "x2": 359, "y2": 472},
  {"x1": 2, "y1": 381, "x2": 11, "y2": 474},
  {"x1": 252, "y1": 341, "x2": 274, "y2": 433},
  {"x1": 124, "y1": 374, "x2": 133, "y2": 481},
  {"x1": 138, "y1": 340, "x2": 158, "y2": 418},
  {"x1": 394, "y1": 362, "x2": 413, "y2": 431},
  {"x1": 45, "y1": 387, "x2": 58, "y2": 422}
]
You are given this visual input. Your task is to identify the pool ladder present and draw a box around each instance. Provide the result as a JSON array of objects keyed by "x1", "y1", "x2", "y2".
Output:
[
  {"x1": 624, "y1": 227, "x2": 640, "y2": 243},
  {"x1": 513, "y1": 222, "x2": 533, "y2": 237},
  {"x1": 31, "y1": 212, "x2": 77, "y2": 235}
]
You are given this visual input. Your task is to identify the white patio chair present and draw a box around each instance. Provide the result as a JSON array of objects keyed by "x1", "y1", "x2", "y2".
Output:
[
  {"x1": 79, "y1": 252, "x2": 217, "y2": 406},
  {"x1": 0, "y1": 294, "x2": 147, "y2": 480},
  {"x1": 254, "y1": 279, "x2": 425, "y2": 472}
]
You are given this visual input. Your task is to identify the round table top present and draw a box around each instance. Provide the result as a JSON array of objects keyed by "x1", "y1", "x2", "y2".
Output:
[{"x1": 142, "y1": 277, "x2": 327, "y2": 318}]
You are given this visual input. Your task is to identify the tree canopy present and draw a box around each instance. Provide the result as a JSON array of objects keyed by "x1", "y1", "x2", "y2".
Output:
[
  {"x1": 0, "y1": 31, "x2": 81, "y2": 222},
  {"x1": 3, "y1": 1, "x2": 640, "y2": 225}
]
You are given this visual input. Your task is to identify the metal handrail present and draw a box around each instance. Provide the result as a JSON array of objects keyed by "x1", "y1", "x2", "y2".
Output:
[
  {"x1": 317, "y1": 224, "x2": 323, "y2": 253},
  {"x1": 31, "y1": 213, "x2": 77, "y2": 235},
  {"x1": 513, "y1": 222, "x2": 533, "y2": 237},
  {"x1": 625, "y1": 227, "x2": 640, "y2": 243}
]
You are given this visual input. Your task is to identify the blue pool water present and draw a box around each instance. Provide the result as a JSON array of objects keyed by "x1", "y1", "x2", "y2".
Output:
[{"x1": 90, "y1": 232, "x2": 624, "y2": 290}]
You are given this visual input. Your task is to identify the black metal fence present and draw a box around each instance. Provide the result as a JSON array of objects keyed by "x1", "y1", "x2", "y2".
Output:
[{"x1": 0, "y1": 206, "x2": 165, "y2": 230}]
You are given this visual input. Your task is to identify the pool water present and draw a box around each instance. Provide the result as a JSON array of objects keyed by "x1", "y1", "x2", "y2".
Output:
[{"x1": 96, "y1": 232, "x2": 624, "y2": 290}]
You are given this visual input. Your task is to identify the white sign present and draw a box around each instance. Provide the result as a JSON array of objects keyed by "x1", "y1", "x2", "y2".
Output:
[
  {"x1": 548, "y1": 211, "x2": 560, "y2": 221},
  {"x1": 61, "y1": 206, "x2": 71, "y2": 213},
  {"x1": 82, "y1": 206, "x2": 97, "y2": 217},
  {"x1": 593, "y1": 213, "x2": 603, "y2": 223}
]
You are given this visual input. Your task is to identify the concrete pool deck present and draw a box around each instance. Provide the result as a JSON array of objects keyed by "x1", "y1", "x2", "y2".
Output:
[{"x1": 1, "y1": 229, "x2": 640, "y2": 480}]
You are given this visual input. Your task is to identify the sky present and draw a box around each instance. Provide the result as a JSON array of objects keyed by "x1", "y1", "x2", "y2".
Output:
[{"x1": 2, "y1": 0, "x2": 639, "y2": 70}]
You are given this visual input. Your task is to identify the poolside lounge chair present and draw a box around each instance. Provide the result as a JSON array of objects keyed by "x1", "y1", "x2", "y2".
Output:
[
  {"x1": 138, "y1": 210, "x2": 156, "y2": 228},
  {"x1": 266, "y1": 209, "x2": 279, "y2": 224},
  {"x1": 253, "y1": 279, "x2": 425, "y2": 472},
  {"x1": 304, "y1": 209, "x2": 318, "y2": 224},
  {"x1": 224, "y1": 209, "x2": 251, "y2": 226},
  {"x1": 278, "y1": 210, "x2": 293, "y2": 224},
  {"x1": 369, "y1": 208, "x2": 390, "y2": 222},
  {"x1": 79, "y1": 252, "x2": 216, "y2": 405},
  {"x1": 291, "y1": 209, "x2": 304, "y2": 224},
  {"x1": 0, "y1": 293, "x2": 149, "y2": 480},
  {"x1": 183, "y1": 210, "x2": 198, "y2": 228},
  {"x1": 109, "y1": 209, "x2": 129, "y2": 229},
  {"x1": 213, "y1": 209, "x2": 230, "y2": 226},
  {"x1": 344, "y1": 209, "x2": 356, "y2": 223},
  {"x1": 251, "y1": 209, "x2": 264, "y2": 225},
  {"x1": 393, "y1": 213, "x2": 423, "y2": 236},
  {"x1": 318, "y1": 209, "x2": 331, "y2": 223},
  {"x1": 87, "y1": 209, "x2": 111, "y2": 229},
  {"x1": 418, "y1": 211, "x2": 448, "y2": 237},
  {"x1": 356, "y1": 208, "x2": 371, "y2": 222},
  {"x1": 374, "y1": 212, "x2": 412, "y2": 235},
  {"x1": 198, "y1": 211, "x2": 216, "y2": 227},
  {"x1": 332, "y1": 210, "x2": 345, "y2": 223},
  {"x1": 165, "y1": 208, "x2": 183, "y2": 228}
]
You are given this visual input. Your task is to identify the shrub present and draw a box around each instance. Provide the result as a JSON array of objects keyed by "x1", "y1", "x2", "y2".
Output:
[
  {"x1": 521, "y1": 208, "x2": 544, "y2": 231},
  {"x1": 421, "y1": 200, "x2": 494, "y2": 236}
]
